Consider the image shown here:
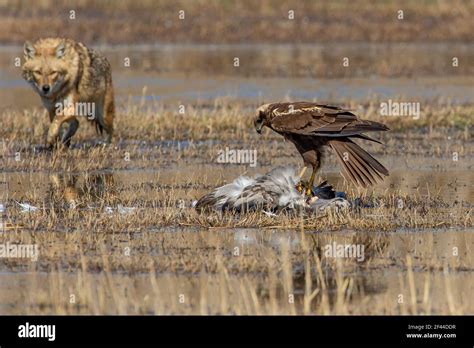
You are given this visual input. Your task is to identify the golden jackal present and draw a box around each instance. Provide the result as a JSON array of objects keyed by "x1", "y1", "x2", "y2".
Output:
[{"x1": 22, "y1": 38, "x2": 115, "y2": 147}]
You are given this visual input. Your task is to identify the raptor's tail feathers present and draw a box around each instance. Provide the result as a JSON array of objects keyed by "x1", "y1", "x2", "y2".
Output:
[{"x1": 329, "y1": 139, "x2": 389, "y2": 188}]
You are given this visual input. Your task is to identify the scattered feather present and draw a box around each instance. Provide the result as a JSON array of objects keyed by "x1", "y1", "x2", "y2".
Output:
[{"x1": 16, "y1": 202, "x2": 39, "y2": 212}]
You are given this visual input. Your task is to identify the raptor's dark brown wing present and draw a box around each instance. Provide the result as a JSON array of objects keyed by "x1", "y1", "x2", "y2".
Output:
[
  {"x1": 268, "y1": 102, "x2": 388, "y2": 137},
  {"x1": 266, "y1": 102, "x2": 390, "y2": 187}
]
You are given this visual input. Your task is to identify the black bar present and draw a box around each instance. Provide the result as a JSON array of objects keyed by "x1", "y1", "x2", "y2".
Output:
[{"x1": 0, "y1": 315, "x2": 472, "y2": 346}]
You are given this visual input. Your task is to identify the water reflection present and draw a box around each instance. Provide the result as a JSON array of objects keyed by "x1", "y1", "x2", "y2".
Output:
[
  {"x1": 0, "y1": 43, "x2": 473, "y2": 110},
  {"x1": 105, "y1": 43, "x2": 474, "y2": 78},
  {"x1": 48, "y1": 172, "x2": 115, "y2": 208},
  {"x1": 1, "y1": 167, "x2": 472, "y2": 208}
]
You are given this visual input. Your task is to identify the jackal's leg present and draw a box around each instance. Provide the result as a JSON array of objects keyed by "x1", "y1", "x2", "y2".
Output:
[
  {"x1": 48, "y1": 116, "x2": 75, "y2": 148},
  {"x1": 102, "y1": 85, "x2": 115, "y2": 144},
  {"x1": 59, "y1": 118, "x2": 79, "y2": 147},
  {"x1": 47, "y1": 97, "x2": 77, "y2": 148},
  {"x1": 47, "y1": 117, "x2": 64, "y2": 148}
]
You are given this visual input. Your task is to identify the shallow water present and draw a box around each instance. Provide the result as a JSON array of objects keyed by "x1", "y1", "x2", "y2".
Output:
[
  {"x1": 1, "y1": 141, "x2": 471, "y2": 237},
  {"x1": 1, "y1": 43, "x2": 473, "y2": 110},
  {"x1": 0, "y1": 227, "x2": 472, "y2": 314},
  {"x1": 1, "y1": 165, "x2": 472, "y2": 206}
]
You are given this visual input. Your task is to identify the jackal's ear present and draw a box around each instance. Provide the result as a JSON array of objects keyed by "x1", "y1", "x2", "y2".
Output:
[
  {"x1": 24, "y1": 41, "x2": 35, "y2": 60},
  {"x1": 56, "y1": 41, "x2": 66, "y2": 59}
]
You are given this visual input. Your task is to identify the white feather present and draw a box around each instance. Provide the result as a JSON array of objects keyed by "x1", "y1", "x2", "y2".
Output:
[
  {"x1": 212, "y1": 175, "x2": 255, "y2": 209},
  {"x1": 196, "y1": 165, "x2": 349, "y2": 214},
  {"x1": 16, "y1": 202, "x2": 39, "y2": 212}
]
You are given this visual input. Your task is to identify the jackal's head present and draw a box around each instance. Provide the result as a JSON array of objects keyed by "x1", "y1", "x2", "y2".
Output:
[{"x1": 22, "y1": 38, "x2": 72, "y2": 99}]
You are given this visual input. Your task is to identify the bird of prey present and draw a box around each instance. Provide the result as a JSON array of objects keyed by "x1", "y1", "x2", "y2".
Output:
[
  {"x1": 254, "y1": 102, "x2": 389, "y2": 193},
  {"x1": 194, "y1": 166, "x2": 349, "y2": 214}
]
